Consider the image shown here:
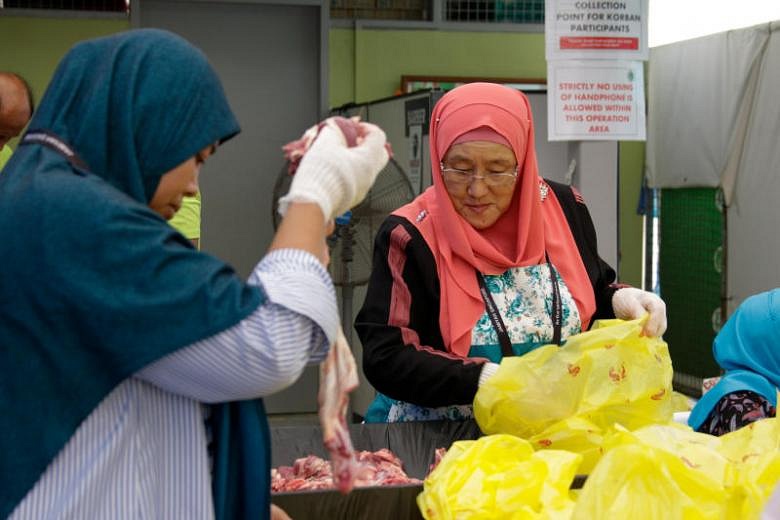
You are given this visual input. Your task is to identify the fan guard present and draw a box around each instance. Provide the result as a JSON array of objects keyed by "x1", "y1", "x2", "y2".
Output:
[{"x1": 271, "y1": 156, "x2": 416, "y2": 288}]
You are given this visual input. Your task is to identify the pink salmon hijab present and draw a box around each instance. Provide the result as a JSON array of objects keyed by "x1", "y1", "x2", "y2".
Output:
[{"x1": 394, "y1": 82, "x2": 596, "y2": 356}]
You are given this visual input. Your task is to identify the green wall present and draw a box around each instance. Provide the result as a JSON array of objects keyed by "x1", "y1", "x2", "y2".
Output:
[
  {"x1": 0, "y1": 16, "x2": 643, "y2": 286},
  {"x1": 329, "y1": 28, "x2": 546, "y2": 107},
  {"x1": 618, "y1": 141, "x2": 645, "y2": 287},
  {"x1": 330, "y1": 27, "x2": 644, "y2": 286},
  {"x1": 0, "y1": 15, "x2": 130, "y2": 148}
]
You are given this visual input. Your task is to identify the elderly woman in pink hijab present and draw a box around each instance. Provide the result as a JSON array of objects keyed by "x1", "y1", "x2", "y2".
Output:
[{"x1": 355, "y1": 83, "x2": 667, "y2": 423}]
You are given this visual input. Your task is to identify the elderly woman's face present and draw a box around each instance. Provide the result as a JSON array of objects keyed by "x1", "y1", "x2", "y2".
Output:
[{"x1": 441, "y1": 141, "x2": 518, "y2": 229}]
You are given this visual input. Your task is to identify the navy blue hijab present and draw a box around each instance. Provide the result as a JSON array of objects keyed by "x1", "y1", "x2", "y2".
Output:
[{"x1": 0, "y1": 30, "x2": 268, "y2": 517}]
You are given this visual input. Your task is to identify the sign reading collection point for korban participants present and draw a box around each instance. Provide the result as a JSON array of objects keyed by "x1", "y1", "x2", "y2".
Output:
[
  {"x1": 545, "y1": 0, "x2": 648, "y2": 61},
  {"x1": 547, "y1": 60, "x2": 645, "y2": 141}
]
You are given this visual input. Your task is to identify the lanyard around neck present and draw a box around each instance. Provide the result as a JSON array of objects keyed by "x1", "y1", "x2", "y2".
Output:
[
  {"x1": 476, "y1": 253, "x2": 563, "y2": 358},
  {"x1": 20, "y1": 130, "x2": 88, "y2": 170}
]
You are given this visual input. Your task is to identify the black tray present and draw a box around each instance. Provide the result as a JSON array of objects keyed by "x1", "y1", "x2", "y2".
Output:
[{"x1": 270, "y1": 419, "x2": 586, "y2": 520}]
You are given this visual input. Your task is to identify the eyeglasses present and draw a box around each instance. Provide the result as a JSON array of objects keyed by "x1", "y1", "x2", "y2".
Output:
[{"x1": 440, "y1": 163, "x2": 518, "y2": 187}]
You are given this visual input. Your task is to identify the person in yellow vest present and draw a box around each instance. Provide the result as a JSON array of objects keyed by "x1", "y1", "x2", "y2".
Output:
[
  {"x1": 0, "y1": 72, "x2": 34, "y2": 171},
  {"x1": 169, "y1": 192, "x2": 202, "y2": 248},
  {"x1": 0, "y1": 145, "x2": 11, "y2": 170}
]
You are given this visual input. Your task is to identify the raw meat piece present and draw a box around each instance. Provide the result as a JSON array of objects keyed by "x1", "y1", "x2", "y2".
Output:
[
  {"x1": 318, "y1": 327, "x2": 361, "y2": 493},
  {"x1": 428, "y1": 447, "x2": 447, "y2": 474},
  {"x1": 271, "y1": 449, "x2": 422, "y2": 493},
  {"x1": 282, "y1": 115, "x2": 393, "y2": 175}
]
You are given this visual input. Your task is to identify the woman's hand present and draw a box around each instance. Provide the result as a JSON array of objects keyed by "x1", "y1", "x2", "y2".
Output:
[
  {"x1": 278, "y1": 122, "x2": 389, "y2": 221},
  {"x1": 271, "y1": 504, "x2": 292, "y2": 520},
  {"x1": 612, "y1": 287, "x2": 667, "y2": 337}
]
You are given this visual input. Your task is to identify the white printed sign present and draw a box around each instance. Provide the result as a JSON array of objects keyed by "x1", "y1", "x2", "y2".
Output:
[
  {"x1": 545, "y1": 0, "x2": 648, "y2": 61},
  {"x1": 547, "y1": 60, "x2": 646, "y2": 141}
]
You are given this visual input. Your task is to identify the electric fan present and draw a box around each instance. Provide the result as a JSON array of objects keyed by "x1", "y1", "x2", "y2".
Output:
[{"x1": 271, "y1": 156, "x2": 416, "y2": 336}]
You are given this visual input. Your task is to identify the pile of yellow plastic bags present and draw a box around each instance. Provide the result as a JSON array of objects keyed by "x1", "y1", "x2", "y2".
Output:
[{"x1": 417, "y1": 318, "x2": 780, "y2": 519}]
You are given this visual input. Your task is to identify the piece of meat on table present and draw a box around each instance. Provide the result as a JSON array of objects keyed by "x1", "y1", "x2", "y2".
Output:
[
  {"x1": 270, "y1": 449, "x2": 421, "y2": 493},
  {"x1": 354, "y1": 449, "x2": 422, "y2": 487},
  {"x1": 318, "y1": 327, "x2": 361, "y2": 493},
  {"x1": 428, "y1": 447, "x2": 448, "y2": 474}
]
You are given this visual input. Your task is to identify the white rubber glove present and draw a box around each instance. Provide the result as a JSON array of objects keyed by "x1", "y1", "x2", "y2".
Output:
[
  {"x1": 278, "y1": 122, "x2": 389, "y2": 221},
  {"x1": 478, "y1": 362, "x2": 500, "y2": 387},
  {"x1": 612, "y1": 287, "x2": 667, "y2": 337}
]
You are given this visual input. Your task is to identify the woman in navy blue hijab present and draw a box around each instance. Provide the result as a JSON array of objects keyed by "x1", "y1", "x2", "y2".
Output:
[{"x1": 0, "y1": 29, "x2": 388, "y2": 519}]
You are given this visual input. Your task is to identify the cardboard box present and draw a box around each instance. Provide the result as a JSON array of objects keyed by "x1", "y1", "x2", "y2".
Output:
[{"x1": 270, "y1": 420, "x2": 483, "y2": 520}]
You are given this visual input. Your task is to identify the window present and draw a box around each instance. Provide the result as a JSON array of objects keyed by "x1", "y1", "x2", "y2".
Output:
[
  {"x1": 330, "y1": 0, "x2": 543, "y2": 23},
  {"x1": 1, "y1": 0, "x2": 127, "y2": 11}
]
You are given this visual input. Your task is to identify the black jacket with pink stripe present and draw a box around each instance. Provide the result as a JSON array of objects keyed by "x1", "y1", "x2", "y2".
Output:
[{"x1": 355, "y1": 180, "x2": 619, "y2": 409}]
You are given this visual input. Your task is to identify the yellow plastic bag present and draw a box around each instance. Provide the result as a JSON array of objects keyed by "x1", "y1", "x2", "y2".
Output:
[
  {"x1": 526, "y1": 417, "x2": 606, "y2": 474},
  {"x1": 573, "y1": 418, "x2": 780, "y2": 519},
  {"x1": 571, "y1": 442, "x2": 727, "y2": 519},
  {"x1": 474, "y1": 318, "x2": 673, "y2": 472},
  {"x1": 606, "y1": 423, "x2": 730, "y2": 484},
  {"x1": 718, "y1": 416, "x2": 780, "y2": 518},
  {"x1": 416, "y1": 434, "x2": 581, "y2": 519},
  {"x1": 672, "y1": 390, "x2": 694, "y2": 412}
]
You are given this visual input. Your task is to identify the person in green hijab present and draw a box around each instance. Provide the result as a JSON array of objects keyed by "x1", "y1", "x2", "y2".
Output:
[
  {"x1": 169, "y1": 191, "x2": 203, "y2": 247},
  {"x1": 0, "y1": 29, "x2": 389, "y2": 520}
]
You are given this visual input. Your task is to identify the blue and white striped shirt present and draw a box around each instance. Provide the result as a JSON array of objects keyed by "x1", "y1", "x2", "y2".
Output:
[{"x1": 10, "y1": 248, "x2": 337, "y2": 519}]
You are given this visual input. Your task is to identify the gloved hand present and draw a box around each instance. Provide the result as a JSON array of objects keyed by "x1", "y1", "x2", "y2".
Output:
[
  {"x1": 478, "y1": 362, "x2": 500, "y2": 387},
  {"x1": 278, "y1": 121, "x2": 389, "y2": 220},
  {"x1": 612, "y1": 287, "x2": 667, "y2": 337}
]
